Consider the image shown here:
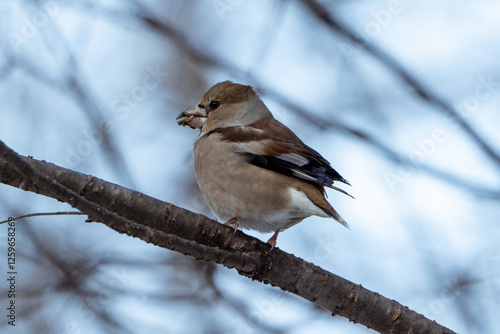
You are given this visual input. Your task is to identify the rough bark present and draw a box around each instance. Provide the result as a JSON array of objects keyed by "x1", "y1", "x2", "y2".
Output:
[{"x1": 0, "y1": 140, "x2": 455, "y2": 334}]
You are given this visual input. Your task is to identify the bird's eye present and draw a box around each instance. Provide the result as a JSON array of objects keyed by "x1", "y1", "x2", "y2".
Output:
[{"x1": 209, "y1": 100, "x2": 221, "y2": 110}]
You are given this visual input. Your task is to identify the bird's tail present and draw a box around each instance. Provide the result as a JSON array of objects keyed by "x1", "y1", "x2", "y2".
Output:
[{"x1": 322, "y1": 206, "x2": 350, "y2": 230}]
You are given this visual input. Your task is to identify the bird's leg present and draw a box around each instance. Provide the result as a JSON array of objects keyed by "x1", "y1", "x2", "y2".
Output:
[
  {"x1": 266, "y1": 230, "x2": 280, "y2": 249},
  {"x1": 224, "y1": 217, "x2": 239, "y2": 234}
]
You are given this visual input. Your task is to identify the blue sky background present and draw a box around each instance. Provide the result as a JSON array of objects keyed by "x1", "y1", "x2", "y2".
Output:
[{"x1": 1, "y1": 1, "x2": 500, "y2": 333}]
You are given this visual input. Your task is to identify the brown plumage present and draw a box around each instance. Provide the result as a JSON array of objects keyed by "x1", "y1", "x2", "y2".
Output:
[{"x1": 177, "y1": 81, "x2": 352, "y2": 246}]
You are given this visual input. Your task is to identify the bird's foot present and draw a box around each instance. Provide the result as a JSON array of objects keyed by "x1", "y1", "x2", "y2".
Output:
[
  {"x1": 224, "y1": 217, "x2": 239, "y2": 234},
  {"x1": 266, "y1": 230, "x2": 280, "y2": 249}
]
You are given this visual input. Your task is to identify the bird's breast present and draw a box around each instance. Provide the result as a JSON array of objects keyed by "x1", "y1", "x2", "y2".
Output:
[{"x1": 192, "y1": 133, "x2": 308, "y2": 232}]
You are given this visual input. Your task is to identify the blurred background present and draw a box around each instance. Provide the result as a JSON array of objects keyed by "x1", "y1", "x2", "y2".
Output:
[{"x1": 1, "y1": 1, "x2": 500, "y2": 333}]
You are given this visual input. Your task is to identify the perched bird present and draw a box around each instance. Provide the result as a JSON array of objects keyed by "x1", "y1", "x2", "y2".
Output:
[{"x1": 177, "y1": 81, "x2": 351, "y2": 247}]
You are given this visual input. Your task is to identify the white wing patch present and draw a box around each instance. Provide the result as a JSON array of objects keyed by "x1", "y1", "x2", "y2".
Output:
[
  {"x1": 277, "y1": 153, "x2": 309, "y2": 166},
  {"x1": 291, "y1": 170, "x2": 317, "y2": 183},
  {"x1": 234, "y1": 141, "x2": 265, "y2": 154}
]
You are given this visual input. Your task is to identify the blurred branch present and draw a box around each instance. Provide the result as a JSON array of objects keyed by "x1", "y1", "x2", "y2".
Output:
[
  {"x1": 18, "y1": 224, "x2": 137, "y2": 334},
  {"x1": 301, "y1": 0, "x2": 500, "y2": 169},
  {"x1": 66, "y1": 1, "x2": 500, "y2": 200},
  {"x1": 203, "y1": 263, "x2": 287, "y2": 334},
  {"x1": 6, "y1": 0, "x2": 136, "y2": 188},
  {"x1": 0, "y1": 140, "x2": 456, "y2": 334},
  {"x1": 6, "y1": 51, "x2": 136, "y2": 187},
  {"x1": 0, "y1": 56, "x2": 13, "y2": 79}
]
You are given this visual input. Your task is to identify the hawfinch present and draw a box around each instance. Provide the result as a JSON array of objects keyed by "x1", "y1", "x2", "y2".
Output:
[{"x1": 177, "y1": 81, "x2": 351, "y2": 247}]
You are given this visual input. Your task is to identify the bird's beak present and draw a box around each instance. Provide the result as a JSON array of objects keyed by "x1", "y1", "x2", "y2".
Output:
[{"x1": 176, "y1": 105, "x2": 207, "y2": 129}]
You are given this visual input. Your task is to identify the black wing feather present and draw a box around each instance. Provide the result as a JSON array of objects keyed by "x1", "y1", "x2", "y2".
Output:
[{"x1": 242, "y1": 152, "x2": 353, "y2": 198}]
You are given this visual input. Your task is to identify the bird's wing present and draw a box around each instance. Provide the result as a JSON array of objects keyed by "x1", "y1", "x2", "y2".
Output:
[{"x1": 211, "y1": 117, "x2": 352, "y2": 198}]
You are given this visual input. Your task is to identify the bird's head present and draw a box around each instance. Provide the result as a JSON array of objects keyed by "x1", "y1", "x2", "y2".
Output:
[{"x1": 177, "y1": 81, "x2": 272, "y2": 133}]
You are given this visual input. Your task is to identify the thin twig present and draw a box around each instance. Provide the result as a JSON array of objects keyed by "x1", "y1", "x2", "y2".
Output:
[{"x1": 0, "y1": 211, "x2": 85, "y2": 225}]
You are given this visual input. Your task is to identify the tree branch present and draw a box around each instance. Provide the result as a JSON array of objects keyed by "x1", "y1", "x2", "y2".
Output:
[{"x1": 0, "y1": 140, "x2": 455, "y2": 334}]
